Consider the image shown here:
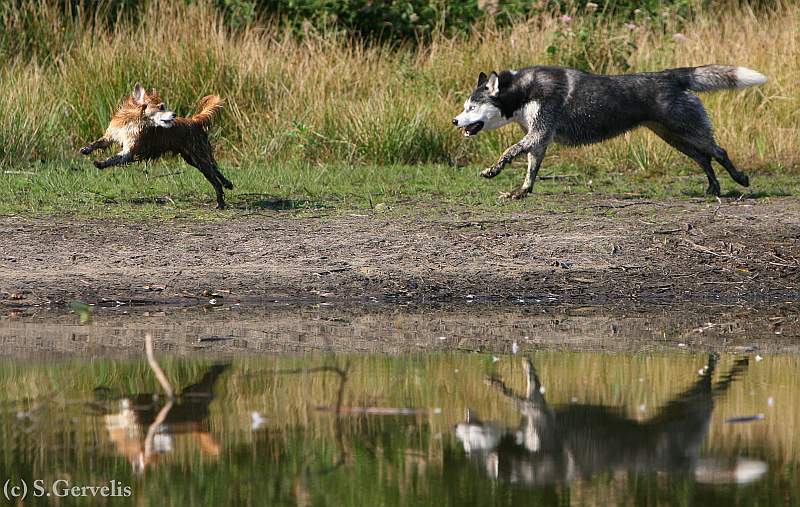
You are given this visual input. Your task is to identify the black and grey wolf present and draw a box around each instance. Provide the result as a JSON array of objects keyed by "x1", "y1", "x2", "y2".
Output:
[
  {"x1": 455, "y1": 355, "x2": 765, "y2": 486},
  {"x1": 452, "y1": 65, "x2": 767, "y2": 199},
  {"x1": 80, "y1": 84, "x2": 233, "y2": 208}
]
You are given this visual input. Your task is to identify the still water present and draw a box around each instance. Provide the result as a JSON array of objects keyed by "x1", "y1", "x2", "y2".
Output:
[
  {"x1": 0, "y1": 305, "x2": 798, "y2": 505},
  {"x1": 0, "y1": 349, "x2": 797, "y2": 505}
]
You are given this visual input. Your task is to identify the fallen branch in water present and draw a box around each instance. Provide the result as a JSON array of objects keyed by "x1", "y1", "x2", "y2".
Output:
[{"x1": 315, "y1": 406, "x2": 441, "y2": 416}]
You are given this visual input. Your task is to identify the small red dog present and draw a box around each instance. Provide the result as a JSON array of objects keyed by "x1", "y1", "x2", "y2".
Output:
[{"x1": 80, "y1": 84, "x2": 233, "y2": 208}]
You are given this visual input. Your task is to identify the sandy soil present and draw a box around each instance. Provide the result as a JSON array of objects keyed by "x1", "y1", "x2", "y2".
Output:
[{"x1": 1, "y1": 195, "x2": 799, "y2": 308}]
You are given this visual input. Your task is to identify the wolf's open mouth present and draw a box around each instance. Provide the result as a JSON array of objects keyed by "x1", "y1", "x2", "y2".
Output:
[{"x1": 461, "y1": 121, "x2": 484, "y2": 137}]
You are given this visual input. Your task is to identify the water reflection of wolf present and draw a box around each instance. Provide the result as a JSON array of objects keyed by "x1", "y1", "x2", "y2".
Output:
[{"x1": 456, "y1": 355, "x2": 766, "y2": 486}]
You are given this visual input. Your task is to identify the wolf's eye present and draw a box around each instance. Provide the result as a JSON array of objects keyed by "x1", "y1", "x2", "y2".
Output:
[{"x1": 467, "y1": 105, "x2": 475, "y2": 112}]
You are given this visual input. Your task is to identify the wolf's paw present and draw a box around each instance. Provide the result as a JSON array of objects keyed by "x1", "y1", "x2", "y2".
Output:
[
  {"x1": 480, "y1": 167, "x2": 499, "y2": 179},
  {"x1": 705, "y1": 182, "x2": 721, "y2": 197},
  {"x1": 79, "y1": 146, "x2": 92, "y2": 156},
  {"x1": 735, "y1": 173, "x2": 750, "y2": 187},
  {"x1": 500, "y1": 188, "x2": 530, "y2": 200}
]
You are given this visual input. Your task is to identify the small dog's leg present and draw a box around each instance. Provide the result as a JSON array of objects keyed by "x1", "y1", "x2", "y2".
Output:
[
  {"x1": 93, "y1": 151, "x2": 132, "y2": 169},
  {"x1": 80, "y1": 137, "x2": 111, "y2": 156}
]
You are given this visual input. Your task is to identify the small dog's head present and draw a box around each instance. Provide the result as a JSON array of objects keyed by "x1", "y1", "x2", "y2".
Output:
[
  {"x1": 128, "y1": 83, "x2": 176, "y2": 128},
  {"x1": 452, "y1": 72, "x2": 510, "y2": 137}
]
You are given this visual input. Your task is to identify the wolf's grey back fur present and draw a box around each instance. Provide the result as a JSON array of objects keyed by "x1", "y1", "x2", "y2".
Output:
[{"x1": 461, "y1": 64, "x2": 765, "y2": 198}]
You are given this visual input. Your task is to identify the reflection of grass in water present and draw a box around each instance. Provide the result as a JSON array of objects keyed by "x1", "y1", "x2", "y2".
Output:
[
  {"x1": 0, "y1": 352, "x2": 797, "y2": 505},
  {"x1": 0, "y1": 353, "x2": 798, "y2": 453}
]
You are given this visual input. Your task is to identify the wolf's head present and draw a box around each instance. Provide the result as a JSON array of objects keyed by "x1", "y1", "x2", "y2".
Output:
[
  {"x1": 452, "y1": 72, "x2": 512, "y2": 137},
  {"x1": 122, "y1": 84, "x2": 177, "y2": 128}
]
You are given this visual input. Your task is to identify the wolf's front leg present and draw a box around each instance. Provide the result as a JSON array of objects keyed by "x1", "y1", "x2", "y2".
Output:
[
  {"x1": 503, "y1": 146, "x2": 548, "y2": 200},
  {"x1": 80, "y1": 137, "x2": 111, "y2": 156},
  {"x1": 93, "y1": 151, "x2": 132, "y2": 169},
  {"x1": 523, "y1": 357, "x2": 547, "y2": 406},
  {"x1": 480, "y1": 141, "x2": 530, "y2": 179}
]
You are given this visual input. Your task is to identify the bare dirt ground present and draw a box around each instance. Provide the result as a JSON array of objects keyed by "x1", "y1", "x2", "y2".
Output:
[{"x1": 1, "y1": 195, "x2": 799, "y2": 308}]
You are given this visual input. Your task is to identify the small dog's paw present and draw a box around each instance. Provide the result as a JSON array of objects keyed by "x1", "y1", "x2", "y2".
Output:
[
  {"x1": 92, "y1": 160, "x2": 104, "y2": 169},
  {"x1": 79, "y1": 146, "x2": 92, "y2": 156},
  {"x1": 480, "y1": 167, "x2": 499, "y2": 179}
]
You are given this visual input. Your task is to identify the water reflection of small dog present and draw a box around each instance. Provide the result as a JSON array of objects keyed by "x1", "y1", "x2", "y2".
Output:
[
  {"x1": 99, "y1": 363, "x2": 229, "y2": 473},
  {"x1": 455, "y1": 355, "x2": 765, "y2": 486}
]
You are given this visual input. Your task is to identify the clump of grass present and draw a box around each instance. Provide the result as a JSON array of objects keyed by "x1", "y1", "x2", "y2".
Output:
[{"x1": 0, "y1": 0, "x2": 796, "y2": 179}]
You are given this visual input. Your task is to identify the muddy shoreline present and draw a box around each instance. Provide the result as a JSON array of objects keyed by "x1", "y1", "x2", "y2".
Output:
[
  {"x1": 1, "y1": 195, "x2": 798, "y2": 357},
  {"x1": 1, "y1": 300, "x2": 798, "y2": 357},
  {"x1": 2, "y1": 196, "x2": 798, "y2": 309}
]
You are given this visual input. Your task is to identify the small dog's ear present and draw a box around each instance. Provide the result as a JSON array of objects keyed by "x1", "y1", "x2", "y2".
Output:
[
  {"x1": 132, "y1": 83, "x2": 145, "y2": 104},
  {"x1": 476, "y1": 72, "x2": 488, "y2": 87},
  {"x1": 486, "y1": 72, "x2": 500, "y2": 97}
]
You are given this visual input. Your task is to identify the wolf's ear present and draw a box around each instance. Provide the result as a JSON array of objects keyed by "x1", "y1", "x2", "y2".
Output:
[
  {"x1": 476, "y1": 72, "x2": 488, "y2": 87},
  {"x1": 486, "y1": 72, "x2": 500, "y2": 97},
  {"x1": 132, "y1": 83, "x2": 145, "y2": 104}
]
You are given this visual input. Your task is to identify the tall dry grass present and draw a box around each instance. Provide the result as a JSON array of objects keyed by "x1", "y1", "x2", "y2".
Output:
[{"x1": 0, "y1": 0, "x2": 797, "y2": 174}]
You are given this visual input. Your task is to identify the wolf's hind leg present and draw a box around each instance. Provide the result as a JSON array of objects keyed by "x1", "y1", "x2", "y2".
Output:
[
  {"x1": 712, "y1": 146, "x2": 750, "y2": 188},
  {"x1": 648, "y1": 125, "x2": 721, "y2": 196},
  {"x1": 81, "y1": 137, "x2": 111, "y2": 155}
]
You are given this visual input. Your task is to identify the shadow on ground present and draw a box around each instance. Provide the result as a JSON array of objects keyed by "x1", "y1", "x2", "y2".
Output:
[{"x1": 232, "y1": 193, "x2": 329, "y2": 211}]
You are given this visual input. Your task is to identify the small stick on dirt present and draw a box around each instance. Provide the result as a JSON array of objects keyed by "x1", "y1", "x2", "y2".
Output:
[
  {"x1": 538, "y1": 174, "x2": 577, "y2": 181},
  {"x1": 682, "y1": 239, "x2": 731, "y2": 258},
  {"x1": 588, "y1": 201, "x2": 655, "y2": 209},
  {"x1": 145, "y1": 333, "x2": 174, "y2": 399}
]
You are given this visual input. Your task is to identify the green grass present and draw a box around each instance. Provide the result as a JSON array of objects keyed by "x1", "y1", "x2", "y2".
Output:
[
  {"x1": 1, "y1": 1, "x2": 797, "y2": 183},
  {"x1": 1, "y1": 1, "x2": 797, "y2": 220},
  {"x1": 3, "y1": 157, "x2": 798, "y2": 220}
]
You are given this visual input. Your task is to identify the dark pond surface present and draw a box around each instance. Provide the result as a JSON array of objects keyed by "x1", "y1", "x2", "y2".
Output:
[{"x1": 0, "y1": 303, "x2": 798, "y2": 506}]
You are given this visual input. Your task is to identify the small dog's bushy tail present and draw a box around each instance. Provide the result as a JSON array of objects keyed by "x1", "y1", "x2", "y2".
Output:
[
  {"x1": 675, "y1": 65, "x2": 767, "y2": 92},
  {"x1": 192, "y1": 95, "x2": 224, "y2": 128}
]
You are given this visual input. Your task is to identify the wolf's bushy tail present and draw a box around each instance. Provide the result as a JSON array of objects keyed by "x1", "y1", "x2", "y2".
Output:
[
  {"x1": 192, "y1": 95, "x2": 224, "y2": 128},
  {"x1": 674, "y1": 65, "x2": 767, "y2": 92}
]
